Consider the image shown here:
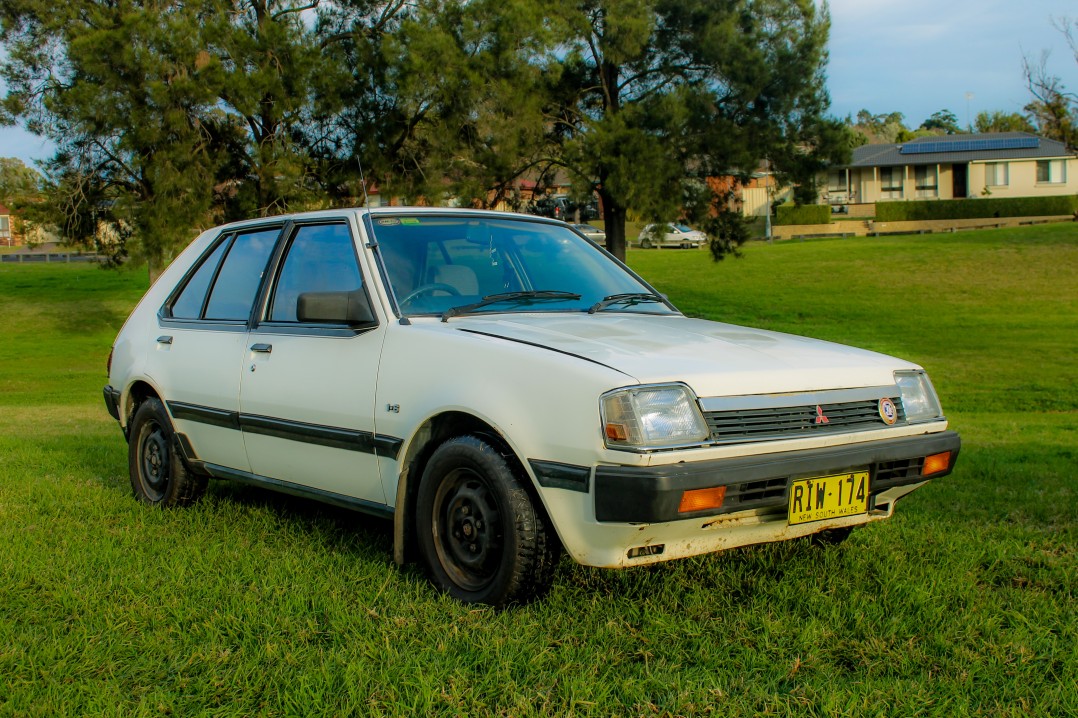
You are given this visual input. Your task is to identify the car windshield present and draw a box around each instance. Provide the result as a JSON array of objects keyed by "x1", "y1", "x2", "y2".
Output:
[{"x1": 370, "y1": 214, "x2": 677, "y2": 318}]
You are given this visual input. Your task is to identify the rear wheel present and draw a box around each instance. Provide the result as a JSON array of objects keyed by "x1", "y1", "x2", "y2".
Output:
[
  {"x1": 416, "y1": 435, "x2": 559, "y2": 606},
  {"x1": 128, "y1": 398, "x2": 207, "y2": 507}
]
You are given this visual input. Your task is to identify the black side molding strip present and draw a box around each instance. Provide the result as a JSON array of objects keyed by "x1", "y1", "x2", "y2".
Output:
[
  {"x1": 529, "y1": 459, "x2": 591, "y2": 493},
  {"x1": 166, "y1": 401, "x2": 403, "y2": 460},
  {"x1": 168, "y1": 401, "x2": 241, "y2": 430}
]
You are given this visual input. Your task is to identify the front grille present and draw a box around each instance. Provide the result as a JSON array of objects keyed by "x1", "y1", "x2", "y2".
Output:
[{"x1": 704, "y1": 398, "x2": 905, "y2": 443}]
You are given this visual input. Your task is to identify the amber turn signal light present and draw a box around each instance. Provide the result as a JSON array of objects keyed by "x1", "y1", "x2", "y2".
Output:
[
  {"x1": 679, "y1": 486, "x2": 727, "y2": 513},
  {"x1": 605, "y1": 423, "x2": 629, "y2": 441},
  {"x1": 922, "y1": 451, "x2": 952, "y2": 476}
]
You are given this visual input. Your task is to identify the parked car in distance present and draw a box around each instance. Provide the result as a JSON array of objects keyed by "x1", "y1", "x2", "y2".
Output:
[
  {"x1": 529, "y1": 195, "x2": 599, "y2": 222},
  {"x1": 571, "y1": 223, "x2": 607, "y2": 247},
  {"x1": 104, "y1": 208, "x2": 960, "y2": 607},
  {"x1": 639, "y1": 223, "x2": 707, "y2": 249}
]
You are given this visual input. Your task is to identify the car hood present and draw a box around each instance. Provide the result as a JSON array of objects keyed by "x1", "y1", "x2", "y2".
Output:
[{"x1": 452, "y1": 313, "x2": 914, "y2": 397}]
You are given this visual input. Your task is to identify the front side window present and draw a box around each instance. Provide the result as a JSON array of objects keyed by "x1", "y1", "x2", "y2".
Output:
[
  {"x1": 371, "y1": 215, "x2": 675, "y2": 317},
  {"x1": 268, "y1": 223, "x2": 365, "y2": 323},
  {"x1": 203, "y1": 227, "x2": 280, "y2": 321}
]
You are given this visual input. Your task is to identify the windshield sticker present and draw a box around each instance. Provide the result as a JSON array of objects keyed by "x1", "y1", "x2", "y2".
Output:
[
  {"x1": 376, "y1": 218, "x2": 400, "y2": 226},
  {"x1": 400, "y1": 218, "x2": 421, "y2": 225}
]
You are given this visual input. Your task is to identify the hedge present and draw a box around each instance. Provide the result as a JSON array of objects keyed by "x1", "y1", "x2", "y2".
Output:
[
  {"x1": 774, "y1": 204, "x2": 832, "y2": 226},
  {"x1": 875, "y1": 195, "x2": 1078, "y2": 222}
]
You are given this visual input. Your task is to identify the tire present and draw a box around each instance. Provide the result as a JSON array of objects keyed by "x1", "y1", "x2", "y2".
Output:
[
  {"x1": 640, "y1": 237, "x2": 653, "y2": 249},
  {"x1": 416, "y1": 435, "x2": 560, "y2": 606},
  {"x1": 128, "y1": 397, "x2": 207, "y2": 507}
]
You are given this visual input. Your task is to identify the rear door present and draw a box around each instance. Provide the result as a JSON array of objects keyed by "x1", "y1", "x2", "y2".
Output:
[{"x1": 154, "y1": 225, "x2": 282, "y2": 472}]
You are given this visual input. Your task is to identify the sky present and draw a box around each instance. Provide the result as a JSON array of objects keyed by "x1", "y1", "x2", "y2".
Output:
[{"x1": 1, "y1": 1, "x2": 1077, "y2": 168}]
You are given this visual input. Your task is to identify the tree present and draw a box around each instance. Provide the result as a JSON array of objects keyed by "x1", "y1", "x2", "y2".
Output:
[
  {"x1": 1022, "y1": 18, "x2": 1078, "y2": 150},
  {"x1": 0, "y1": 157, "x2": 41, "y2": 204},
  {"x1": 539, "y1": 0, "x2": 846, "y2": 261},
  {"x1": 1, "y1": 0, "x2": 228, "y2": 276},
  {"x1": 974, "y1": 110, "x2": 1036, "y2": 134},
  {"x1": 1, "y1": 0, "x2": 335, "y2": 277},
  {"x1": 919, "y1": 109, "x2": 961, "y2": 134},
  {"x1": 850, "y1": 109, "x2": 908, "y2": 144}
]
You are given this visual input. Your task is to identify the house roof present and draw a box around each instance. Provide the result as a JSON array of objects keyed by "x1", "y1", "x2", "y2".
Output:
[
  {"x1": 0, "y1": 202, "x2": 10, "y2": 215},
  {"x1": 844, "y1": 132, "x2": 1072, "y2": 168}
]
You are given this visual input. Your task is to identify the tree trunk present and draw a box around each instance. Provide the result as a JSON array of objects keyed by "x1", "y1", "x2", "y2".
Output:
[{"x1": 599, "y1": 185, "x2": 628, "y2": 262}]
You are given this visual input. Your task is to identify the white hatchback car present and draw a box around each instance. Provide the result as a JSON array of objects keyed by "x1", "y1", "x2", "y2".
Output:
[
  {"x1": 105, "y1": 208, "x2": 960, "y2": 605},
  {"x1": 639, "y1": 223, "x2": 707, "y2": 249}
]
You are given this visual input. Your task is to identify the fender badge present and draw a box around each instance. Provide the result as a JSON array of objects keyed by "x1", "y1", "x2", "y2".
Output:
[{"x1": 879, "y1": 397, "x2": 898, "y2": 425}]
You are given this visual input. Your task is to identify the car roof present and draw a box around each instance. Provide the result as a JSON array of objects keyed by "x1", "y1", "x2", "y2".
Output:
[{"x1": 210, "y1": 206, "x2": 566, "y2": 233}]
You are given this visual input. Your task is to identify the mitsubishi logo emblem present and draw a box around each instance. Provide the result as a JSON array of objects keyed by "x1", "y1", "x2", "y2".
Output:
[{"x1": 814, "y1": 405, "x2": 830, "y2": 425}]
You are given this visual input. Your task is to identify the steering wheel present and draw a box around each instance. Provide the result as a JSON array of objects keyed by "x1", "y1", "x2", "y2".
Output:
[{"x1": 398, "y1": 282, "x2": 462, "y2": 306}]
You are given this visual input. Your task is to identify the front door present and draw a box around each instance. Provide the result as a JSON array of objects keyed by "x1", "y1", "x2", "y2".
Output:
[
  {"x1": 952, "y1": 163, "x2": 968, "y2": 198},
  {"x1": 238, "y1": 221, "x2": 387, "y2": 506}
]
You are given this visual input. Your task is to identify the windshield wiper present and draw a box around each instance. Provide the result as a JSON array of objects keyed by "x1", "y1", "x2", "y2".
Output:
[
  {"x1": 587, "y1": 292, "x2": 667, "y2": 314},
  {"x1": 441, "y1": 290, "x2": 582, "y2": 322}
]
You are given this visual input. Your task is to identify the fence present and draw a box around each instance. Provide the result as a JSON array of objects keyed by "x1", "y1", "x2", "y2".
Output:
[{"x1": 1, "y1": 252, "x2": 102, "y2": 264}]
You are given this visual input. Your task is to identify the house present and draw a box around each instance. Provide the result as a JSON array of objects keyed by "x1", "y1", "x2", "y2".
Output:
[
  {"x1": 822, "y1": 133, "x2": 1077, "y2": 214},
  {"x1": 0, "y1": 202, "x2": 19, "y2": 246}
]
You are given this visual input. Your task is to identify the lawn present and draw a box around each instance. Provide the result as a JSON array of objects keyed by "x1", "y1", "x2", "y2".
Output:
[{"x1": 1, "y1": 224, "x2": 1075, "y2": 716}]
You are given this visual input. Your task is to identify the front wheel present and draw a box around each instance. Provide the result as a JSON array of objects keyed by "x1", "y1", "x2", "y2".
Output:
[
  {"x1": 128, "y1": 397, "x2": 207, "y2": 507},
  {"x1": 416, "y1": 435, "x2": 559, "y2": 606},
  {"x1": 640, "y1": 237, "x2": 653, "y2": 249}
]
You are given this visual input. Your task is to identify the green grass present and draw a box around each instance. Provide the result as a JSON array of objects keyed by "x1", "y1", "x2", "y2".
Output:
[{"x1": 1, "y1": 225, "x2": 1076, "y2": 716}]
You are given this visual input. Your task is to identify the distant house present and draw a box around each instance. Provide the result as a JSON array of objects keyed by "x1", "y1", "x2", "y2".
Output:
[
  {"x1": 822, "y1": 133, "x2": 1077, "y2": 212},
  {"x1": 0, "y1": 202, "x2": 18, "y2": 246}
]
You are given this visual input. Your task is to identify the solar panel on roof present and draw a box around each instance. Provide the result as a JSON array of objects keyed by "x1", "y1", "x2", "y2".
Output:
[{"x1": 900, "y1": 137, "x2": 1040, "y2": 154}]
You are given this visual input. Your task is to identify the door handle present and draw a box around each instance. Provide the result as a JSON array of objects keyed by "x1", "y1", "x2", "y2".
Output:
[
  {"x1": 250, "y1": 343, "x2": 273, "y2": 353},
  {"x1": 156, "y1": 335, "x2": 173, "y2": 345}
]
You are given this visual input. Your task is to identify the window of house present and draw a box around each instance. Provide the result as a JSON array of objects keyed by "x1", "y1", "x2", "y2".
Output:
[
  {"x1": 880, "y1": 167, "x2": 903, "y2": 199},
  {"x1": 828, "y1": 172, "x2": 846, "y2": 192},
  {"x1": 1036, "y1": 160, "x2": 1066, "y2": 184},
  {"x1": 914, "y1": 166, "x2": 938, "y2": 197},
  {"x1": 0, "y1": 216, "x2": 9, "y2": 233},
  {"x1": 985, "y1": 162, "x2": 1009, "y2": 187}
]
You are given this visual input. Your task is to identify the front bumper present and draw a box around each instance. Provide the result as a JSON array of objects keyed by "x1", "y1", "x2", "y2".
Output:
[{"x1": 594, "y1": 430, "x2": 960, "y2": 523}]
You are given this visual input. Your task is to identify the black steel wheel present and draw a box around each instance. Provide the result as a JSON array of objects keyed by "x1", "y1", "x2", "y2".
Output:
[
  {"x1": 128, "y1": 397, "x2": 206, "y2": 507},
  {"x1": 416, "y1": 435, "x2": 559, "y2": 606}
]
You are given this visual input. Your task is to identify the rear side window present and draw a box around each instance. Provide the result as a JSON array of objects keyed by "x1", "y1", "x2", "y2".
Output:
[
  {"x1": 269, "y1": 224, "x2": 363, "y2": 322},
  {"x1": 171, "y1": 239, "x2": 228, "y2": 320},
  {"x1": 203, "y1": 228, "x2": 279, "y2": 321}
]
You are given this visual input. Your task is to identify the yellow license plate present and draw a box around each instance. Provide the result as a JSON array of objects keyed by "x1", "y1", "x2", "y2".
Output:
[{"x1": 788, "y1": 471, "x2": 869, "y2": 526}]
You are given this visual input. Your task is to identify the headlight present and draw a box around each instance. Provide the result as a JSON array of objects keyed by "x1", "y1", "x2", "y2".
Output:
[
  {"x1": 895, "y1": 370, "x2": 943, "y2": 422},
  {"x1": 601, "y1": 383, "x2": 709, "y2": 449}
]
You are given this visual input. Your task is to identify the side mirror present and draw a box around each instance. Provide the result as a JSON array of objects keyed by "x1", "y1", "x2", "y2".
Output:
[{"x1": 297, "y1": 289, "x2": 376, "y2": 326}]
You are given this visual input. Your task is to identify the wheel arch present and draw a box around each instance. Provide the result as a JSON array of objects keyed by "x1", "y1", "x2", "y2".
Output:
[
  {"x1": 122, "y1": 379, "x2": 163, "y2": 428},
  {"x1": 392, "y1": 410, "x2": 559, "y2": 566}
]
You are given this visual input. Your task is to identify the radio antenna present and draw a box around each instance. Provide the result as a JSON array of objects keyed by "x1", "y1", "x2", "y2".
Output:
[{"x1": 356, "y1": 152, "x2": 371, "y2": 208}]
